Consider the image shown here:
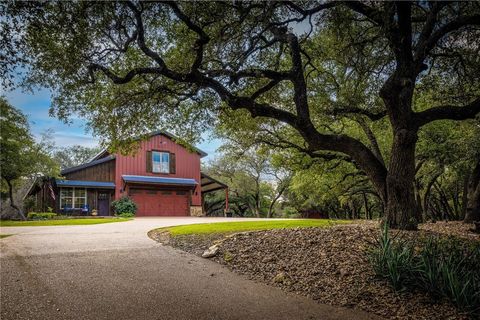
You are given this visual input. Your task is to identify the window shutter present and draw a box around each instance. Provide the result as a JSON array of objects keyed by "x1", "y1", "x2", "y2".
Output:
[
  {"x1": 169, "y1": 153, "x2": 176, "y2": 174},
  {"x1": 146, "y1": 151, "x2": 152, "y2": 173}
]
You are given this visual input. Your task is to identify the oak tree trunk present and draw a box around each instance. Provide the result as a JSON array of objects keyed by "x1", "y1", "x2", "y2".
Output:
[
  {"x1": 464, "y1": 160, "x2": 480, "y2": 223},
  {"x1": 414, "y1": 181, "x2": 424, "y2": 223},
  {"x1": 382, "y1": 73, "x2": 419, "y2": 230},
  {"x1": 362, "y1": 192, "x2": 369, "y2": 219},
  {"x1": 462, "y1": 172, "x2": 470, "y2": 219},
  {"x1": 385, "y1": 130, "x2": 418, "y2": 229},
  {"x1": 6, "y1": 179, "x2": 26, "y2": 220}
]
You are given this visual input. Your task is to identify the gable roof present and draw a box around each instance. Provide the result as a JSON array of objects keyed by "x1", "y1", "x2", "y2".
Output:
[
  {"x1": 91, "y1": 130, "x2": 207, "y2": 162},
  {"x1": 60, "y1": 155, "x2": 116, "y2": 175}
]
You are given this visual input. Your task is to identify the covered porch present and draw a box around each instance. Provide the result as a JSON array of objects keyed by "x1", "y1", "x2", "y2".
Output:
[
  {"x1": 200, "y1": 173, "x2": 229, "y2": 216},
  {"x1": 24, "y1": 178, "x2": 116, "y2": 216},
  {"x1": 56, "y1": 180, "x2": 116, "y2": 216}
]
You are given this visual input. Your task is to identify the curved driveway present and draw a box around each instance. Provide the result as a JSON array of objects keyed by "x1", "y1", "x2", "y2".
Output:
[{"x1": 1, "y1": 217, "x2": 379, "y2": 320}]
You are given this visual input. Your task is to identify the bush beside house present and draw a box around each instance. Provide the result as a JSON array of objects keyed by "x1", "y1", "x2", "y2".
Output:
[
  {"x1": 112, "y1": 196, "x2": 137, "y2": 218},
  {"x1": 27, "y1": 212, "x2": 57, "y2": 220}
]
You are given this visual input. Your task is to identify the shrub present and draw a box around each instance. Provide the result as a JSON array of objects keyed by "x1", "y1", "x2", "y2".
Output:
[
  {"x1": 23, "y1": 197, "x2": 36, "y2": 212},
  {"x1": 282, "y1": 207, "x2": 300, "y2": 218},
  {"x1": 369, "y1": 224, "x2": 416, "y2": 291},
  {"x1": 27, "y1": 212, "x2": 57, "y2": 220},
  {"x1": 369, "y1": 225, "x2": 480, "y2": 316},
  {"x1": 112, "y1": 196, "x2": 137, "y2": 216}
]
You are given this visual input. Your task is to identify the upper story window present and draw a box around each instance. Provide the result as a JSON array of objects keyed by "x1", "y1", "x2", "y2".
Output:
[{"x1": 152, "y1": 151, "x2": 169, "y2": 173}]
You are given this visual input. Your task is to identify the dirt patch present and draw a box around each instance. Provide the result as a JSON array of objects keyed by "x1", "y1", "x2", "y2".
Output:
[{"x1": 149, "y1": 222, "x2": 478, "y2": 319}]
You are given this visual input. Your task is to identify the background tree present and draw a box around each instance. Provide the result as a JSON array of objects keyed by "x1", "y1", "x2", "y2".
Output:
[
  {"x1": 37, "y1": 129, "x2": 102, "y2": 169},
  {"x1": 203, "y1": 146, "x2": 289, "y2": 218},
  {"x1": 2, "y1": 1, "x2": 479, "y2": 228},
  {"x1": 0, "y1": 98, "x2": 59, "y2": 219},
  {"x1": 54, "y1": 145, "x2": 102, "y2": 169},
  {"x1": 414, "y1": 119, "x2": 480, "y2": 222}
]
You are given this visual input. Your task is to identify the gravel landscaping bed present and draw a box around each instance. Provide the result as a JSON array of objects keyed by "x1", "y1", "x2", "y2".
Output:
[
  {"x1": 150, "y1": 222, "x2": 479, "y2": 320},
  {"x1": 419, "y1": 221, "x2": 479, "y2": 240}
]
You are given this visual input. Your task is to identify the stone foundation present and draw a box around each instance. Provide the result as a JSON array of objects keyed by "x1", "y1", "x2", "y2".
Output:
[{"x1": 190, "y1": 206, "x2": 204, "y2": 217}]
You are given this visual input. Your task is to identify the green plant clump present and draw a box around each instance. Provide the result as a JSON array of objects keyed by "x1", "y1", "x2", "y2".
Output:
[
  {"x1": 27, "y1": 212, "x2": 57, "y2": 220},
  {"x1": 112, "y1": 196, "x2": 137, "y2": 216},
  {"x1": 369, "y1": 225, "x2": 480, "y2": 316}
]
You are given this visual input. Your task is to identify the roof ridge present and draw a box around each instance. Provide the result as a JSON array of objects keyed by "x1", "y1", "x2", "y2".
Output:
[
  {"x1": 91, "y1": 131, "x2": 208, "y2": 162},
  {"x1": 60, "y1": 155, "x2": 116, "y2": 175}
]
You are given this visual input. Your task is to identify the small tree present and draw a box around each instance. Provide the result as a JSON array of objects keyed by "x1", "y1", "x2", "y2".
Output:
[{"x1": 0, "y1": 98, "x2": 58, "y2": 219}]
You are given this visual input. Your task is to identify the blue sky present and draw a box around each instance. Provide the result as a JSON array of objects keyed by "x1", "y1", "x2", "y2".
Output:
[{"x1": 3, "y1": 86, "x2": 222, "y2": 161}]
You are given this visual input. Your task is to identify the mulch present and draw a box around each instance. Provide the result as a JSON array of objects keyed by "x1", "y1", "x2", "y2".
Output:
[{"x1": 149, "y1": 221, "x2": 479, "y2": 320}]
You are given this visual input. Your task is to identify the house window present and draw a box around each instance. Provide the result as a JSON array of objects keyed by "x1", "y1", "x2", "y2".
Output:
[
  {"x1": 60, "y1": 188, "x2": 87, "y2": 209},
  {"x1": 74, "y1": 189, "x2": 87, "y2": 208},
  {"x1": 152, "y1": 151, "x2": 169, "y2": 173}
]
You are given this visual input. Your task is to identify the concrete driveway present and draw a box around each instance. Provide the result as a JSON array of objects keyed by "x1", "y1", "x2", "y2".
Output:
[{"x1": 0, "y1": 217, "x2": 379, "y2": 320}]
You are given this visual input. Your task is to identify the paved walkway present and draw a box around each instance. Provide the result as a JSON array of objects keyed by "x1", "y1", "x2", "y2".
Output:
[{"x1": 1, "y1": 218, "x2": 380, "y2": 320}]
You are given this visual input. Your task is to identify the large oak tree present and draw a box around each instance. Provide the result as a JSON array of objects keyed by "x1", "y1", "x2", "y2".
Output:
[{"x1": 2, "y1": 1, "x2": 479, "y2": 229}]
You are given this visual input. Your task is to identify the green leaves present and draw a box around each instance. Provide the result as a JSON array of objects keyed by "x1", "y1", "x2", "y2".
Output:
[
  {"x1": 369, "y1": 226, "x2": 480, "y2": 315},
  {"x1": 0, "y1": 98, "x2": 59, "y2": 218}
]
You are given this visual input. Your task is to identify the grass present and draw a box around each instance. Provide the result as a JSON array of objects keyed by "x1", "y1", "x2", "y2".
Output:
[
  {"x1": 0, "y1": 218, "x2": 132, "y2": 227},
  {"x1": 162, "y1": 219, "x2": 350, "y2": 236},
  {"x1": 0, "y1": 234, "x2": 12, "y2": 239}
]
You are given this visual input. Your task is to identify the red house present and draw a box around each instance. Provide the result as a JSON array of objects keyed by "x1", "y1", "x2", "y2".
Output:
[{"x1": 26, "y1": 131, "x2": 228, "y2": 217}]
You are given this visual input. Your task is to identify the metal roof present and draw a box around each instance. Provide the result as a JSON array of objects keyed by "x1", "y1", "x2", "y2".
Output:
[
  {"x1": 61, "y1": 155, "x2": 116, "y2": 175},
  {"x1": 55, "y1": 180, "x2": 116, "y2": 189},
  {"x1": 200, "y1": 172, "x2": 228, "y2": 193},
  {"x1": 122, "y1": 175, "x2": 198, "y2": 186}
]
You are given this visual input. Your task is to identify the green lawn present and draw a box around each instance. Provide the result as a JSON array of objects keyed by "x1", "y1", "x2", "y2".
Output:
[
  {"x1": 0, "y1": 218, "x2": 132, "y2": 227},
  {"x1": 162, "y1": 219, "x2": 350, "y2": 236},
  {"x1": 0, "y1": 234, "x2": 12, "y2": 239}
]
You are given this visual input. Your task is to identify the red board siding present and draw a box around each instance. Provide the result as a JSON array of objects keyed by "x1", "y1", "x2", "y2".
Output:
[{"x1": 114, "y1": 134, "x2": 202, "y2": 207}]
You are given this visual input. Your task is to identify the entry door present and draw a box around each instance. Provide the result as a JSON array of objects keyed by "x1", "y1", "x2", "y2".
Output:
[{"x1": 98, "y1": 192, "x2": 110, "y2": 216}]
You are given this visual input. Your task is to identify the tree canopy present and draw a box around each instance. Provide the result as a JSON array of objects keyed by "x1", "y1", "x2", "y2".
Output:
[
  {"x1": 0, "y1": 97, "x2": 59, "y2": 218},
  {"x1": 1, "y1": 1, "x2": 479, "y2": 228}
]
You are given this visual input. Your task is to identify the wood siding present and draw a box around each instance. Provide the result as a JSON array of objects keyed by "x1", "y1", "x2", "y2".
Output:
[
  {"x1": 115, "y1": 134, "x2": 202, "y2": 206},
  {"x1": 63, "y1": 159, "x2": 115, "y2": 182}
]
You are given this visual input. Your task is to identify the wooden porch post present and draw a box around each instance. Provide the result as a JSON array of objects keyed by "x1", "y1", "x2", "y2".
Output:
[{"x1": 224, "y1": 187, "x2": 229, "y2": 216}]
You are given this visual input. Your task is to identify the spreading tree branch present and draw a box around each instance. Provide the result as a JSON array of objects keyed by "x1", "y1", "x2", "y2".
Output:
[{"x1": 414, "y1": 97, "x2": 480, "y2": 127}]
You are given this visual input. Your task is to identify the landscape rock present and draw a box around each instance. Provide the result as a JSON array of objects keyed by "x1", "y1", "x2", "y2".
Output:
[
  {"x1": 201, "y1": 244, "x2": 219, "y2": 258},
  {"x1": 272, "y1": 272, "x2": 286, "y2": 283}
]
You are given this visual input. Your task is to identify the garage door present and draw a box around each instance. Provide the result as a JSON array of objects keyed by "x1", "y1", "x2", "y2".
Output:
[{"x1": 129, "y1": 189, "x2": 190, "y2": 216}]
